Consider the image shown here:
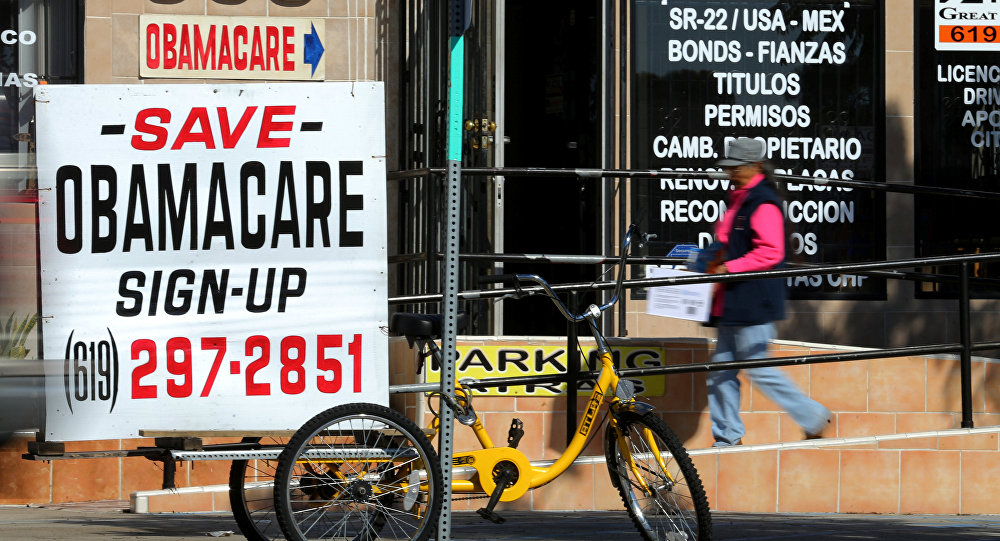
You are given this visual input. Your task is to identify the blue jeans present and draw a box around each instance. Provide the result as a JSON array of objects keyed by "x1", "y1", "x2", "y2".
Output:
[{"x1": 707, "y1": 323, "x2": 830, "y2": 446}]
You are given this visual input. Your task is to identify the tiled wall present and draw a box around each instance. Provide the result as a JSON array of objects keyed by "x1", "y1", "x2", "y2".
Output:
[
  {"x1": 2, "y1": 336, "x2": 997, "y2": 511},
  {"x1": 0, "y1": 435, "x2": 239, "y2": 505}
]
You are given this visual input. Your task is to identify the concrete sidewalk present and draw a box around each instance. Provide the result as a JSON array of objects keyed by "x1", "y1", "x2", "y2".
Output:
[{"x1": 0, "y1": 502, "x2": 998, "y2": 540}]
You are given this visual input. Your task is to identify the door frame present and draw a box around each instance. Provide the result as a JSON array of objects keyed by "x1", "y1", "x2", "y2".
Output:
[{"x1": 492, "y1": 0, "x2": 507, "y2": 334}]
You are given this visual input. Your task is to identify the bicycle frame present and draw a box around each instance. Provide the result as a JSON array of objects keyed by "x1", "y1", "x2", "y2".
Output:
[
  {"x1": 417, "y1": 341, "x2": 627, "y2": 501},
  {"x1": 415, "y1": 223, "x2": 658, "y2": 502}
]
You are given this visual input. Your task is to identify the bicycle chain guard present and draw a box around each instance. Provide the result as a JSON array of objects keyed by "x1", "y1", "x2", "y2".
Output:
[{"x1": 454, "y1": 447, "x2": 532, "y2": 502}]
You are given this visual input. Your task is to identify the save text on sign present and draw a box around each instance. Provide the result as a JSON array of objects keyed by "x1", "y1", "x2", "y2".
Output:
[{"x1": 54, "y1": 105, "x2": 367, "y2": 255}]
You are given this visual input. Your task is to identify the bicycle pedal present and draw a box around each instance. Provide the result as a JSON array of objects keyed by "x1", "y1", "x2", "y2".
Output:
[
  {"x1": 477, "y1": 462, "x2": 516, "y2": 524},
  {"x1": 507, "y1": 418, "x2": 524, "y2": 448},
  {"x1": 476, "y1": 507, "x2": 506, "y2": 524}
]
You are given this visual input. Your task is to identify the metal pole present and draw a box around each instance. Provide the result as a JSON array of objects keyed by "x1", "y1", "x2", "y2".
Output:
[
  {"x1": 959, "y1": 262, "x2": 974, "y2": 428},
  {"x1": 438, "y1": 2, "x2": 467, "y2": 535},
  {"x1": 566, "y1": 291, "x2": 579, "y2": 446},
  {"x1": 616, "y1": 0, "x2": 628, "y2": 338},
  {"x1": 438, "y1": 159, "x2": 460, "y2": 538}
]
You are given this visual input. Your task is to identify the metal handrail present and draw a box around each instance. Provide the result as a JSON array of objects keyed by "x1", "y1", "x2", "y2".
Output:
[
  {"x1": 390, "y1": 250, "x2": 1000, "y2": 305},
  {"x1": 393, "y1": 249, "x2": 1000, "y2": 429},
  {"x1": 453, "y1": 340, "x2": 1000, "y2": 389},
  {"x1": 389, "y1": 251, "x2": 1000, "y2": 289},
  {"x1": 388, "y1": 166, "x2": 1000, "y2": 201}
]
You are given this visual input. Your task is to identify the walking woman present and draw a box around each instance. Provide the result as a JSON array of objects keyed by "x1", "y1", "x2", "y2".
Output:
[{"x1": 702, "y1": 137, "x2": 830, "y2": 447}]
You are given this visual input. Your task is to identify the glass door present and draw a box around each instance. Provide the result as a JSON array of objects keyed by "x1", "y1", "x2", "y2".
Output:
[
  {"x1": 397, "y1": 1, "x2": 502, "y2": 335},
  {"x1": 398, "y1": 1, "x2": 604, "y2": 336},
  {"x1": 499, "y1": 0, "x2": 603, "y2": 336}
]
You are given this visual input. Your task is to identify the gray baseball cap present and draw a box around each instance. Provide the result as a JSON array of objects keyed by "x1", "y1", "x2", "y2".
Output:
[{"x1": 716, "y1": 137, "x2": 765, "y2": 167}]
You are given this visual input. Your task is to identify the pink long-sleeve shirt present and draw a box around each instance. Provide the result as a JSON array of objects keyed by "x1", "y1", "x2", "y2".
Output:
[{"x1": 711, "y1": 174, "x2": 785, "y2": 317}]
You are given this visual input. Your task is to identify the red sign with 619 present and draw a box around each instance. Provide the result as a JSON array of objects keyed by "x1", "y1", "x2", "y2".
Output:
[{"x1": 63, "y1": 330, "x2": 363, "y2": 412}]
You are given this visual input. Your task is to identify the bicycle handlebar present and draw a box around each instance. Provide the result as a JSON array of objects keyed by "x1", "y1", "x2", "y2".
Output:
[{"x1": 480, "y1": 224, "x2": 642, "y2": 324}]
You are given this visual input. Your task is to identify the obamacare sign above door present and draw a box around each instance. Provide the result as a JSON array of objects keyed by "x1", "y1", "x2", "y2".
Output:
[{"x1": 139, "y1": 15, "x2": 326, "y2": 80}]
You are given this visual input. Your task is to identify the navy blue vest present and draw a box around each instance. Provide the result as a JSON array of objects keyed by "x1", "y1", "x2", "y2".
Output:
[{"x1": 720, "y1": 179, "x2": 786, "y2": 326}]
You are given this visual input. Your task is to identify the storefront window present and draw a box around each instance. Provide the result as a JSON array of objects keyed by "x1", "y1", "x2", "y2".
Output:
[
  {"x1": 0, "y1": 1, "x2": 81, "y2": 340},
  {"x1": 0, "y1": 0, "x2": 81, "y2": 190},
  {"x1": 915, "y1": 0, "x2": 1000, "y2": 297},
  {"x1": 630, "y1": 0, "x2": 885, "y2": 300}
]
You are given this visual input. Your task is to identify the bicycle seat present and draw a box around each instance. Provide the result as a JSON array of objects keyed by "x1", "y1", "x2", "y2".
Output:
[{"x1": 389, "y1": 312, "x2": 467, "y2": 341}]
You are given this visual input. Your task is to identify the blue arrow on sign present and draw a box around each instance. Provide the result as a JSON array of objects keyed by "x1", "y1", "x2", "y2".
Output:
[{"x1": 304, "y1": 23, "x2": 324, "y2": 77}]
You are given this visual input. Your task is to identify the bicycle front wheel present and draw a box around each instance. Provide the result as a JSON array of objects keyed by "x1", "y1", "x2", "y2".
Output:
[
  {"x1": 274, "y1": 403, "x2": 441, "y2": 541},
  {"x1": 604, "y1": 411, "x2": 711, "y2": 540}
]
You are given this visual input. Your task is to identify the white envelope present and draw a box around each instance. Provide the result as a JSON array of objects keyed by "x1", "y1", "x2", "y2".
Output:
[{"x1": 645, "y1": 267, "x2": 714, "y2": 323}]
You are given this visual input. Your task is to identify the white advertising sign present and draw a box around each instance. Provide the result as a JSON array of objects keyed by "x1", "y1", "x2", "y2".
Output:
[
  {"x1": 139, "y1": 15, "x2": 326, "y2": 80},
  {"x1": 35, "y1": 83, "x2": 388, "y2": 441},
  {"x1": 645, "y1": 267, "x2": 713, "y2": 323},
  {"x1": 935, "y1": 0, "x2": 1000, "y2": 51}
]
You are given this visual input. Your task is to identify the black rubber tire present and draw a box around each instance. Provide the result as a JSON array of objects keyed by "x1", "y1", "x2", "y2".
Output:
[
  {"x1": 274, "y1": 403, "x2": 441, "y2": 541},
  {"x1": 604, "y1": 411, "x2": 712, "y2": 540},
  {"x1": 229, "y1": 436, "x2": 288, "y2": 541}
]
